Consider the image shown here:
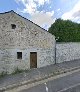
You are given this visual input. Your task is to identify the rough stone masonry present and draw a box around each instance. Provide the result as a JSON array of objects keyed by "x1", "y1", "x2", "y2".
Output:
[
  {"x1": 0, "y1": 10, "x2": 55, "y2": 74},
  {"x1": 56, "y1": 42, "x2": 80, "y2": 63}
]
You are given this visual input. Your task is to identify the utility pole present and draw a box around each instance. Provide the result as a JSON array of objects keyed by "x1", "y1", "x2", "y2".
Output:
[
  {"x1": 55, "y1": 37, "x2": 59, "y2": 64},
  {"x1": 55, "y1": 39, "x2": 56, "y2": 64}
]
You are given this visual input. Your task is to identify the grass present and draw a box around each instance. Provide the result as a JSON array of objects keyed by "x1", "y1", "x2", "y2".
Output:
[
  {"x1": 0, "y1": 67, "x2": 30, "y2": 78},
  {"x1": 12, "y1": 68, "x2": 24, "y2": 75},
  {"x1": 0, "y1": 71, "x2": 7, "y2": 78}
]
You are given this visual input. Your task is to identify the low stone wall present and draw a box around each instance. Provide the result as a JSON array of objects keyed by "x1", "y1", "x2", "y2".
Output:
[{"x1": 56, "y1": 42, "x2": 80, "y2": 63}]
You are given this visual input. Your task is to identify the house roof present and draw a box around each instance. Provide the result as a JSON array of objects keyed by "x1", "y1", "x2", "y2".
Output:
[{"x1": 0, "y1": 10, "x2": 55, "y2": 37}]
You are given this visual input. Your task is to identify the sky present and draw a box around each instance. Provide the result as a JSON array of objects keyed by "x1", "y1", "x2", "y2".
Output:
[{"x1": 0, "y1": 0, "x2": 80, "y2": 30}]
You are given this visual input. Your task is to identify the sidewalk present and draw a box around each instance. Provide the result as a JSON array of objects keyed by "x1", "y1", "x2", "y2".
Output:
[{"x1": 0, "y1": 59, "x2": 80, "y2": 91}]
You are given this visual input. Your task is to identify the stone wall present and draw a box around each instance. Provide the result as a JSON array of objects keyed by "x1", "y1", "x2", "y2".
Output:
[
  {"x1": 0, "y1": 11, "x2": 55, "y2": 74},
  {"x1": 56, "y1": 42, "x2": 80, "y2": 63}
]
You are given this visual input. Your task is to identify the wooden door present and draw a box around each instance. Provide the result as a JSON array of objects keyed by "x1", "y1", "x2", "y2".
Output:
[{"x1": 30, "y1": 52, "x2": 37, "y2": 68}]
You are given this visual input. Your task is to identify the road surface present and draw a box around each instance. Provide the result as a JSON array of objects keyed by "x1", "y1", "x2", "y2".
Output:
[{"x1": 19, "y1": 70, "x2": 80, "y2": 92}]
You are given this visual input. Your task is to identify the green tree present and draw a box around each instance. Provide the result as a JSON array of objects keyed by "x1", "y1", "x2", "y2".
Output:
[{"x1": 48, "y1": 18, "x2": 80, "y2": 42}]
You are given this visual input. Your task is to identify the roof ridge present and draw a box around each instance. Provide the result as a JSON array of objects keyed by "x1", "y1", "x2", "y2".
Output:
[{"x1": 0, "y1": 10, "x2": 14, "y2": 14}]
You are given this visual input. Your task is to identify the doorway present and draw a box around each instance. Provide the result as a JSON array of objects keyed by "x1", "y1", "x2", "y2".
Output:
[{"x1": 30, "y1": 52, "x2": 37, "y2": 68}]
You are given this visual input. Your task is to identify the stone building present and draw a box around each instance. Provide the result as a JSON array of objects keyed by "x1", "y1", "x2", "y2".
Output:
[{"x1": 0, "y1": 10, "x2": 55, "y2": 74}]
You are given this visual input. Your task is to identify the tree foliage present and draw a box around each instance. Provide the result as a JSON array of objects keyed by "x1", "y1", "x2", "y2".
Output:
[{"x1": 48, "y1": 18, "x2": 80, "y2": 42}]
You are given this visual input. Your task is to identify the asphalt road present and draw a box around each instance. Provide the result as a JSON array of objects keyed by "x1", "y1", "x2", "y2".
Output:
[{"x1": 19, "y1": 70, "x2": 80, "y2": 92}]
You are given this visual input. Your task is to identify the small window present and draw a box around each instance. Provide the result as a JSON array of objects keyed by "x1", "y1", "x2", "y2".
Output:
[
  {"x1": 17, "y1": 52, "x2": 22, "y2": 59},
  {"x1": 11, "y1": 24, "x2": 16, "y2": 29}
]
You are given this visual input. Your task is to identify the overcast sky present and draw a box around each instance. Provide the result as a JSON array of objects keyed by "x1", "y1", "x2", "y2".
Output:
[{"x1": 0, "y1": 0, "x2": 80, "y2": 30}]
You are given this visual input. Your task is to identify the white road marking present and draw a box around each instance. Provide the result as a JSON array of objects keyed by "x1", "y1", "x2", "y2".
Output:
[
  {"x1": 44, "y1": 83, "x2": 47, "y2": 85},
  {"x1": 57, "y1": 82, "x2": 80, "y2": 92},
  {"x1": 44, "y1": 83, "x2": 48, "y2": 92},
  {"x1": 46, "y1": 86, "x2": 48, "y2": 92}
]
